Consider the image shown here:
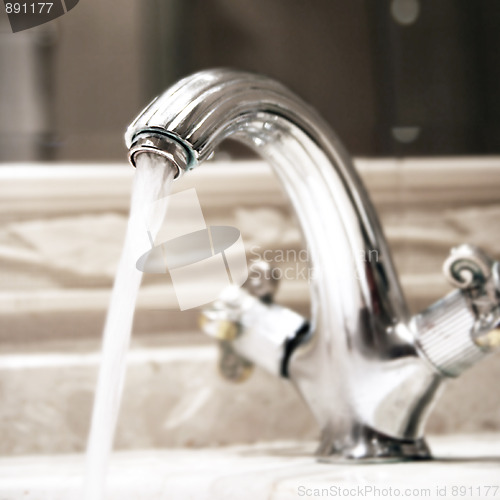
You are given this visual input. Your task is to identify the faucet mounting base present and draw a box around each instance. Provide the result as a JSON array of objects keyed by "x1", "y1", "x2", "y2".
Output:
[{"x1": 316, "y1": 425, "x2": 432, "y2": 463}]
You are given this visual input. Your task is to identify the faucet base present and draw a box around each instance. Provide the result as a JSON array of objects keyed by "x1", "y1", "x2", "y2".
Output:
[{"x1": 316, "y1": 425, "x2": 432, "y2": 463}]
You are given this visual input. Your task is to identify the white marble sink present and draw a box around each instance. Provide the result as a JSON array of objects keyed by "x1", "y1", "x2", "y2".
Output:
[{"x1": 0, "y1": 435, "x2": 499, "y2": 499}]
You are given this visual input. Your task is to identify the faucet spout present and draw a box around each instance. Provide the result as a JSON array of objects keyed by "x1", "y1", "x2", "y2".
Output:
[
  {"x1": 126, "y1": 68, "x2": 408, "y2": 322},
  {"x1": 126, "y1": 69, "x2": 499, "y2": 461}
]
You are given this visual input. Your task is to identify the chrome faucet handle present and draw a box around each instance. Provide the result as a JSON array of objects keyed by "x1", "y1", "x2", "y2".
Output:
[
  {"x1": 443, "y1": 244, "x2": 500, "y2": 346},
  {"x1": 200, "y1": 259, "x2": 307, "y2": 381},
  {"x1": 199, "y1": 260, "x2": 278, "y2": 383},
  {"x1": 443, "y1": 244, "x2": 495, "y2": 291},
  {"x1": 415, "y1": 245, "x2": 500, "y2": 378},
  {"x1": 199, "y1": 287, "x2": 255, "y2": 383}
]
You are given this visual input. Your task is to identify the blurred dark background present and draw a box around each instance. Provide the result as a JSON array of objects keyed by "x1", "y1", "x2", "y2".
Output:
[{"x1": 1, "y1": 0, "x2": 500, "y2": 161}]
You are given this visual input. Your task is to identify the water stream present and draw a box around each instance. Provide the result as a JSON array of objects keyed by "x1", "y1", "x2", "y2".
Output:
[{"x1": 82, "y1": 153, "x2": 175, "y2": 500}]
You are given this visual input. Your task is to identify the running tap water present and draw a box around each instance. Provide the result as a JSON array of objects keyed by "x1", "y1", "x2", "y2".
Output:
[{"x1": 82, "y1": 153, "x2": 175, "y2": 500}]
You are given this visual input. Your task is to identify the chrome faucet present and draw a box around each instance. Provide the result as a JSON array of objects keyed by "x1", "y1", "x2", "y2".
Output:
[{"x1": 126, "y1": 69, "x2": 500, "y2": 462}]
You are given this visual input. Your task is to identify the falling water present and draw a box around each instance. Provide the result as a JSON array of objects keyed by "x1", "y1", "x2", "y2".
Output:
[{"x1": 82, "y1": 153, "x2": 175, "y2": 500}]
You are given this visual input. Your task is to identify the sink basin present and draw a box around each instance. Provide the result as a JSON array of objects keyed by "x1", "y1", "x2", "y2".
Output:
[
  {"x1": 0, "y1": 435, "x2": 499, "y2": 499},
  {"x1": 0, "y1": 160, "x2": 499, "y2": 498}
]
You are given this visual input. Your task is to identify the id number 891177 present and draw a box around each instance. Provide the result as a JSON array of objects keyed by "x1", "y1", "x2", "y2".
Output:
[{"x1": 5, "y1": 3, "x2": 54, "y2": 14}]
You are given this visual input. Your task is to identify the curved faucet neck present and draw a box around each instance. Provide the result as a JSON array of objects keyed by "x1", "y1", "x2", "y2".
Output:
[{"x1": 126, "y1": 69, "x2": 408, "y2": 331}]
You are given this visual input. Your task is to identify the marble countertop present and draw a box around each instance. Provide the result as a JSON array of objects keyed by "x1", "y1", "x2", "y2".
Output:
[{"x1": 1, "y1": 434, "x2": 499, "y2": 499}]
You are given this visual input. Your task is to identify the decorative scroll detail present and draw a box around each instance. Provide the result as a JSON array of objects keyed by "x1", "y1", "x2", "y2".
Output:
[{"x1": 443, "y1": 245, "x2": 493, "y2": 290}]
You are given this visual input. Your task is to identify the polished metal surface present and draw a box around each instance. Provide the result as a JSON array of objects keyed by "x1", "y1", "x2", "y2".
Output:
[
  {"x1": 442, "y1": 245, "x2": 500, "y2": 350},
  {"x1": 126, "y1": 69, "x2": 500, "y2": 461},
  {"x1": 413, "y1": 291, "x2": 482, "y2": 377},
  {"x1": 413, "y1": 245, "x2": 500, "y2": 377},
  {"x1": 128, "y1": 132, "x2": 193, "y2": 178},
  {"x1": 200, "y1": 261, "x2": 304, "y2": 379},
  {"x1": 199, "y1": 260, "x2": 281, "y2": 381},
  {"x1": 203, "y1": 285, "x2": 306, "y2": 377}
]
